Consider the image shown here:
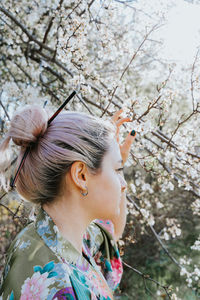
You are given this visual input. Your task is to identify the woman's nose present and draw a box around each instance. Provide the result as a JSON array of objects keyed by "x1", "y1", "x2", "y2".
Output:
[{"x1": 120, "y1": 175, "x2": 127, "y2": 192}]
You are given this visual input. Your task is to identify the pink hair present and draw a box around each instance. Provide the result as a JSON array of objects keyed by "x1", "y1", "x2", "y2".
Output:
[{"x1": 0, "y1": 105, "x2": 116, "y2": 204}]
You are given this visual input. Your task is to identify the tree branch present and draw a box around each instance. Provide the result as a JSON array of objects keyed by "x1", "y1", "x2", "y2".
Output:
[
  {"x1": 0, "y1": 91, "x2": 10, "y2": 121},
  {"x1": 101, "y1": 23, "x2": 162, "y2": 117},
  {"x1": 190, "y1": 49, "x2": 199, "y2": 111},
  {"x1": 0, "y1": 6, "x2": 54, "y2": 53},
  {"x1": 122, "y1": 261, "x2": 172, "y2": 299},
  {"x1": 126, "y1": 194, "x2": 182, "y2": 268}
]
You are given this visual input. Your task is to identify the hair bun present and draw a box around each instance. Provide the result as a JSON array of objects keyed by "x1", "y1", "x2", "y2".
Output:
[{"x1": 9, "y1": 105, "x2": 48, "y2": 148}]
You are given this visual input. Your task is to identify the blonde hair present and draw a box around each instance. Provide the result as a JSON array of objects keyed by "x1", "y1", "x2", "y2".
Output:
[{"x1": 0, "y1": 105, "x2": 116, "y2": 205}]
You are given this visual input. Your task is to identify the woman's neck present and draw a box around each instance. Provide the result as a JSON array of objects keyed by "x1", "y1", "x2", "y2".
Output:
[{"x1": 42, "y1": 195, "x2": 90, "y2": 254}]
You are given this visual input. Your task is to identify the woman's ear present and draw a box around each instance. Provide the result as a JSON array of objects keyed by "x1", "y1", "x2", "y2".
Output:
[{"x1": 69, "y1": 161, "x2": 88, "y2": 191}]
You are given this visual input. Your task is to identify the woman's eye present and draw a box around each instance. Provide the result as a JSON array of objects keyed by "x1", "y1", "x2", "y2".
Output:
[{"x1": 116, "y1": 167, "x2": 124, "y2": 173}]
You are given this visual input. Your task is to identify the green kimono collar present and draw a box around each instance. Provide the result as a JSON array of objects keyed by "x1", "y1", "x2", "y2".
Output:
[{"x1": 34, "y1": 207, "x2": 91, "y2": 267}]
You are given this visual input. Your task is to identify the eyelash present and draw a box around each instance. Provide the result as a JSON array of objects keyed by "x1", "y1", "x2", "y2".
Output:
[{"x1": 116, "y1": 167, "x2": 124, "y2": 173}]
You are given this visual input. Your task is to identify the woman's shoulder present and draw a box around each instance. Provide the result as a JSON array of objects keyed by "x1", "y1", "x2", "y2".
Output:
[
  {"x1": 6, "y1": 221, "x2": 51, "y2": 261},
  {"x1": 0, "y1": 222, "x2": 61, "y2": 300},
  {"x1": 83, "y1": 219, "x2": 123, "y2": 292}
]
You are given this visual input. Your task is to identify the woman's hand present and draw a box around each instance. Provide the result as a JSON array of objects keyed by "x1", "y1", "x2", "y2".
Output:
[
  {"x1": 109, "y1": 108, "x2": 136, "y2": 241},
  {"x1": 111, "y1": 108, "x2": 136, "y2": 166}
]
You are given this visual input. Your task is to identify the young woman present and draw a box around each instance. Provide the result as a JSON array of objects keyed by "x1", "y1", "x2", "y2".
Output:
[{"x1": 0, "y1": 101, "x2": 136, "y2": 300}]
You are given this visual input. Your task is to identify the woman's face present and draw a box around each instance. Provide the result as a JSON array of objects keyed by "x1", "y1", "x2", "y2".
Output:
[{"x1": 86, "y1": 138, "x2": 127, "y2": 220}]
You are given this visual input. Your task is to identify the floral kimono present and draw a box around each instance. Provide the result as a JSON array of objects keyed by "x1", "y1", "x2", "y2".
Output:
[{"x1": 0, "y1": 208, "x2": 123, "y2": 299}]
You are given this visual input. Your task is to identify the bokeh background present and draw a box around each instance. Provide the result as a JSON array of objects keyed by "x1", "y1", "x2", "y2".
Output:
[{"x1": 0, "y1": 1, "x2": 200, "y2": 299}]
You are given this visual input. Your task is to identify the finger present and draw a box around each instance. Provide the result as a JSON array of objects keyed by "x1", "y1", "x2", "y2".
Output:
[
  {"x1": 116, "y1": 116, "x2": 132, "y2": 127},
  {"x1": 111, "y1": 108, "x2": 123, "y2": 122},
  {"x1": 115, "y1": 117, "x2": 132, "y2": 143},
  {"x1": 120, "y1": 130, "x2": 136, "y2": 164},
  {"x1": 116, "y1": 126, "x2": 120, "y2": 143}
]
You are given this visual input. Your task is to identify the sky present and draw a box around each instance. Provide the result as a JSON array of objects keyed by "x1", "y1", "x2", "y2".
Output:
[
  {"x1": 113, "y1": 0, "x2": 200, "y2": 65},
  {"x1": 157, "y1": 0, "x2": 200, "y2": 64}
]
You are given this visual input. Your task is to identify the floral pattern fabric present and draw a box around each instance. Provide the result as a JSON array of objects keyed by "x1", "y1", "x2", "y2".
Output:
[{"x1": 0, "y1": 208, "x2": 123, "y2": 300}]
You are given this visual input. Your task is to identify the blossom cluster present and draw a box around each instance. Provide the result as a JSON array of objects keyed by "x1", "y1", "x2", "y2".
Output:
[{"x1": 0, "y1": 0, "x2": 200, "y2": 298}]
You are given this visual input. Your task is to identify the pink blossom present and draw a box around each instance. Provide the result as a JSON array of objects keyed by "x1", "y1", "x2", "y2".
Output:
[{"x1": 20, "y1": 272, "x2": 53, "y2": 300}]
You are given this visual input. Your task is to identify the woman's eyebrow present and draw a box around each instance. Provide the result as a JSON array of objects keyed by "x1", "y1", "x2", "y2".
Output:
[{"x1": 118, "y1": 159, "x2": 123, "y2": 165}]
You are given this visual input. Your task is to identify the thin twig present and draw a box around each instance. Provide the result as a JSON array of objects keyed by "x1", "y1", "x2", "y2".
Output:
[
  {"x1": 123, "y1": 261, "x2": 172, "y2": 299},
  {"x1": 190, "y1": 49, "x2": 199, "y2": 111},
  {"x1": 40, "y1": 0, "x2": 65, "y2": 51},
  {"x1": 101, "y1": 23, "x2": 162, "y2": 117},
  {"x1": 0, "y1": 202, "x2": 14, "y2": 215},
  {"x1": 137, "y1": 95, "x2": 161, "y2": 122},
  {"x1": 126, "y1": 194, "x2": 182, "y2": 268},
  {"x1": 52, "y1": 0, "x2": 65, "y2": 60},
  {"x1": 152, "y1": 130, "x2": 200, "y2": 160},
  {"x1": 33, "y1": 49, "x2": 74, "y2": 77},
  {"x1": 75, "y1": 94, "x2": 94, "y2": 115},
  {"x1": 0, "y1": 192, "x2": 8, "y2": 201},
  {"x1": 14, "y1": 62, "x2": 32, "y2": 81},
  {"x1": 0, "y1": 91, "x2": 10, "y2": 121},
  {"x1": 166, "y1": 107, "x2": 200, "y2": 150},
  {"x1": 79, "y1": 0, "x2": 96, "y2": 17},
  {"x1": 0, "y1": 202, "x2": 25, "y2": 225},
  {"x1": 0, "y1": 6, "x2": 54, "y2": 53}
]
